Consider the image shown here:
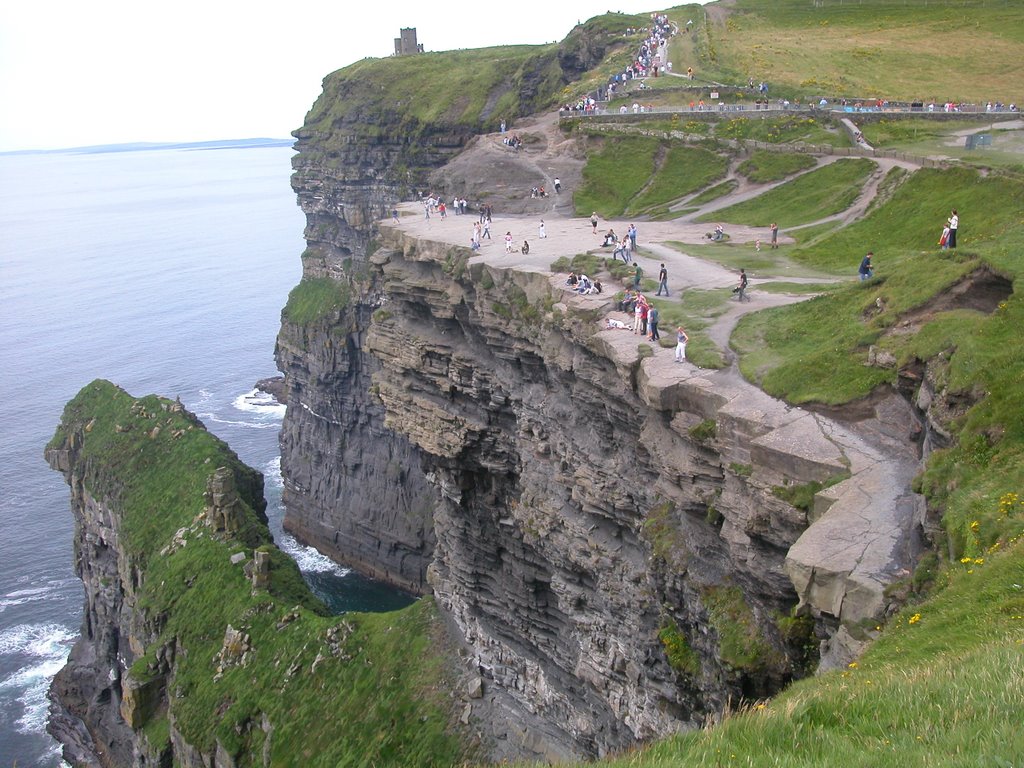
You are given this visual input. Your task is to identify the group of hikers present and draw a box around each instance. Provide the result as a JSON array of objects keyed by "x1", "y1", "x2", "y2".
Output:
[{"x1": 561, "y1": 12, "x2": 676, "y2": 116}]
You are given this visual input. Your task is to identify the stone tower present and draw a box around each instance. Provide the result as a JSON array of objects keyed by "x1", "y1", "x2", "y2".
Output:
[{"x1": 394, "y1": 27, "x2": 423, "y2": 56}]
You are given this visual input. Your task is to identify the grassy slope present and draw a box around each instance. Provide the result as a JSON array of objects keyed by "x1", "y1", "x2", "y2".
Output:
[
  {"x1": 701, "y1": 158, "x2": 877, "y2": 227},
  {"x1": 50, "y1": 381, "x2": 467, "y2": 766},
  {"x1": 701, "y1": 0, "x2": 1024, "y2": 102}
]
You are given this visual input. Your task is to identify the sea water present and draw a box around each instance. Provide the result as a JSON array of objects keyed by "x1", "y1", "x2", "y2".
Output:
[{"x1": 0, "y1": 144, "x2": 413, "y2": 766}]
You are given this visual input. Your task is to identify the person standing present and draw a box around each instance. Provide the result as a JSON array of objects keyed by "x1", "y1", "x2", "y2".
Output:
[
  {"x1": 675, "y1": 326, "x2": 689, "y2": 362},
  {"x1": 947, "y1": 209, "x2": 958, "y2": 249},
  {"x1": 504, "y1": 231, "x2": 514, "y2": 253},
  {"x1": 633, "y1": 296, "x2": 645, "y2": 335},
  {"x1": 482, "y1": 220, "x2": 491, "y2": 240},
  {"x1": 628, "y1": 223, "x2": 638, "y2": 251},
  {"x1": 633, "y1": 263, "x2": 643, "y2": 290},
  {"x1": 648, "y1": 304, "x2": 660, "y2": 341},
  {"x1": 656, "y1": 263, "x2": 669, "y2": 296},
  {"x1": 770, "y1": 222, "x2": 778, "y2": 249},
  {"x1": 859, "y1": 252, "x2": 874, "y2": 281},
  {"x1": 591, "y1": 212, "x2": 599, "y2": 234},
  {"x1": 392, "y1": 208, "x2": 399, "y2": 223},
  {"x1": 539, "y1": 220, "x2": 547, "y2": 239},
  {"x1": 554, "y1": 177, "x2": 561, "y2": 194}
]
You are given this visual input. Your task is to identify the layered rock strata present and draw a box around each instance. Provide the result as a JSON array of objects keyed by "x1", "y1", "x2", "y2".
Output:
[{"x1": 280, "y1": 225, "x2": 921, "y2": 758}]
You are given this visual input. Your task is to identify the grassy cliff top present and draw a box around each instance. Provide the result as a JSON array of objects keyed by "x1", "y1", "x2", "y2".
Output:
[{"x1": 48, "y1": 380, "x2": 469, "y2": 766}]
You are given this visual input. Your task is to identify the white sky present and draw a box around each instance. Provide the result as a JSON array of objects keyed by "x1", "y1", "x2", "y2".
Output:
[{"x1": 0, "y1": 1, "x2": 707, "y2": 152}]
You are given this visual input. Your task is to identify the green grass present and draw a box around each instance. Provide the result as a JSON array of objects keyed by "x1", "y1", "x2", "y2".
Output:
[
  {"x1": 686, "y1": 178, "x2": 739, "y2": 206},
  {"x1": 628, "y1": 146, "x2": 729, "y2": 215},
  {"x1": 715, "y1": 115, "x2": 841, "y2": 145},
  {"x1": 307, "y1": 45, "x2": 560, "y2": 138},
  {"x1": 48, "y1": 381, "x2": 470, "y2": 767},
  {"x1": 702, "y1": 158, "x2": 876, "y2": 228},
  {"x1": 737, "y1": 150, "x2": 817, "y2": 183},
  {"x1": 699, "y1": 0, "x2": 1024, "y2": 104},
  {"x1": 282, "y1": 278, "x2": 352, "y2": 325},
  {"x1": 702, "y1": 585, "x2": 784, "y2": 673},
  {"x1": 575, "y1": 136, "x2": 661, "y2": 217}
]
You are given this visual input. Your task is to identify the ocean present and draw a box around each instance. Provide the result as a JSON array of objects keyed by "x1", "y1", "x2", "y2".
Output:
[{"x1": 0, "y1": 144, "x2": 412, "y2": 766}]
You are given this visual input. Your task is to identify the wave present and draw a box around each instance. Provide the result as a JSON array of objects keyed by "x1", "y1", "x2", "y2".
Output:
[
  {"x1": 233, "y1": 388, "x2": 286, "y2": 420},
  {"x1": 263, "y1": 456, "x2": 284, "y2": 489},
  {"x1": 0, "y1": 623, "x2": 75, "y2": 657},
  {"x1": 0, "y1": 580, "x2": 75, "y2": 614},
  {"x1": 278, "y1": 534, "x2": 351, "y2": 577},
  {"x1": 0, "y1": 623, "x2": 76, "y2": 735}
]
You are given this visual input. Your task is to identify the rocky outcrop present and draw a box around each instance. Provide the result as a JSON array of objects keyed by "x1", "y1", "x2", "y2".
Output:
[{"x1": 46, "y1": 381, "x2": 468, "y2": 767}]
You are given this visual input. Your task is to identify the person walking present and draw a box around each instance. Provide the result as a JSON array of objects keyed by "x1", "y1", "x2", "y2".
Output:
[
  {"x1": 859, "y1": 252, "x2": 874, "y2": 281},
  {"x1": 633, "y1": 263, "x2": 643, "y2": 291},
  {"x1": 674, "y1": 326, "x2": 689, "y2": 362},
  {"x1": 539, "y1": 220, "x2": 547, "y2": 239},
  {"x1": 554, "y1": 177, "x2": 561, "y2": 194},
  {"x1": 947, "y1": 209, "x2": 958, "y2": 249},
  {"x1": 656, "y1": 263, "x2": 669, "y2": 296},
  {"x1": 591, "y1": 212, "x2": 599, "y2": 234},
  {"x1": 737, "y1": 268, "x2": 750, "y2": 301}
]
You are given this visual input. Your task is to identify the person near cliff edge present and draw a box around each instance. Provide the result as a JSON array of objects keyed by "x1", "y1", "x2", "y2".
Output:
[
  {"x1": 675, "y1": 325, "x2": 689, "y2": 363},
  {"x1": 647, "y1": 304, "x2": 660, "y2": 341}
]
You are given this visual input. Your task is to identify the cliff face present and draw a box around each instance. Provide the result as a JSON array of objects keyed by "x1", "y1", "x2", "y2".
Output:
[
  {"x1": 278, "y1": 43, "x2": 577, "y2": 592},
  {"x1": 279, "y1": 211, "x2": 921, "y2": 757},
  {"x1": 273, "y1": 34, "x2": 925, "y2": 762}
]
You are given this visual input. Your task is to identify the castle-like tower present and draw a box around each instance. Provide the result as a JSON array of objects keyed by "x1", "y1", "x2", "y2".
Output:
[{"x1": 394, "y1": 28, "x2": 424, "y2": 56}]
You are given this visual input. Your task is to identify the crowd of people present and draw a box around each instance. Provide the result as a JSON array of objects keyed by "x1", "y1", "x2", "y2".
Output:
[{"x1": 559, "y1": 13, "x2": 675, "y2": 115}]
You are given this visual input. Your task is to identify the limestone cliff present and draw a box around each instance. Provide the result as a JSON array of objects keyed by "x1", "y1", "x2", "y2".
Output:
[
  {"x1": 278, "y1": 38, "x2": 602, "y2": 592},
  {"x1": 274, "y1": 37, "x2": 926, "y2": 763}
]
